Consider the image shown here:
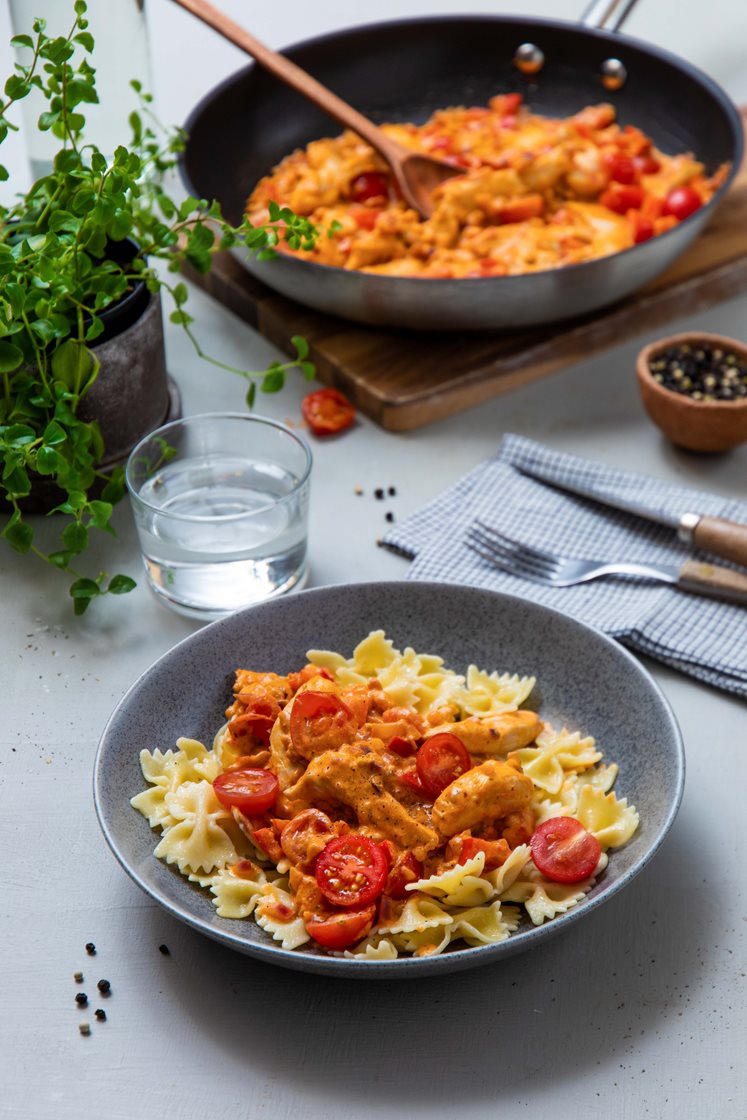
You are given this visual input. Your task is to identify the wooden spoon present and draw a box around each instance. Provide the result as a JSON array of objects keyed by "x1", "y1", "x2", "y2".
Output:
[{"x1": 169, "y1": 0, "x2": 461, "y2": 218}]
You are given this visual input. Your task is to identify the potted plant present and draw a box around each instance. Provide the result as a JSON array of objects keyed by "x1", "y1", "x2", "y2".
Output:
[{"x1": 0, "y1": 1, "x2": 318, "y2": 614}]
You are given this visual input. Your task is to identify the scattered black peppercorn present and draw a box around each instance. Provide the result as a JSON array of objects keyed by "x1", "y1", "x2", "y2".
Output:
[
  {"x1": 158, "y1": 944, "x2": 170, "y2": 956},
  {"x1": 648, "y1": 343, "x2": 747, "y2": 401},
  {"x1": 73, "y1": 971, "x2": 84, "y2": 983},
  {"x1": 85, "y1": 942, "x2": 96, "y2": 955},
  {"x1": 385, "y1": 511, "x2": 395, "y2": 523},
  {"x1": 79, "y1": 1022, "x2": 91, "y2": 1037},
  {"x1": 388, "y1": 486, "x2": 396, "y2": 496},
  {"x1": 75, "y1": 992, "x2": 89, "y2": 1008},
  {"x1": 354, "y1": 485, "x2": 363, "y2": 495},
  {"x1": 97, "y1": 979, "x2": 111, "y2": 995},
  {"x1": 95, "y1": 1009, "x2": 107, "y2": 1022},
  {"x1": 374, "y1": 487, "x2": 385, "y2": 500}
]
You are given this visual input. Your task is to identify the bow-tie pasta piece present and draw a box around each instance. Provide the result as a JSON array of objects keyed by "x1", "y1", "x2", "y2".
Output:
[
  {"x1": 154, "y1": 779, "x2": 246, "y2": 874},
  {"x1": 513, "y1": 725, "x2": 602, "y2": 794},
  {"x1": 575, "y1": 786, "x2": 640, "y2": 849},
  {"x1": 131, "y1": 738, "x2": 222, "y2": 828},
  {"x1": 407, "y1": 852, "x2": 495, "y2": 908},
  {"x1": 456, "y1": 665, "x2": 536, "y2": 716},
  {"x1": 210, "y1": 863, "x2": 269, "y2": 919},
  {"x1": 254, "y1": 882, "x2": 310, "y2": 950}
]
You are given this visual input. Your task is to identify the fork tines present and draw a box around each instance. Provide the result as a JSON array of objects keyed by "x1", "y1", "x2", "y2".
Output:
[{"x1": 466, "y1": 520, "x2": 562, "y2": 580}]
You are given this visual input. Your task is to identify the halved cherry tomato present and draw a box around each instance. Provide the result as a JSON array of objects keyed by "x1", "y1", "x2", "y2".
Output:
[
  {"x1": 305, "y1": 905, "x2": 376, "y2": 950},
  {"x1": 289, "y1": 689, "x2": 355, "y2": 757},
  {"x1": 349, "y1": 171, "x2": 389, "y2": 203},
  {"x1": 228, "y1": 699, "x2": 277, "y2": 746},
  {"x1": 459, "y1": 836, "x2": 511, "y2": 871},
  {"x1": 213, "y1": 768, "x2": 279, "y2": 815},
  {"x1": 606, "y1": 154, "x2": 638, "y2": 185},
  {"x1": 416, "y1": 733, "x2": 471, "y2": 798},
  {"x1": 633, "y1": 215, "x2": 655, "y2": 244},
  {"x1": 662, "y1": 185, "x2": 702, "y2": 221},
  {"x1": 530, "y1": 817, "x2": 602, "y2": 883},
  {"x1": 315, "y1": 834, "x2": 389, "y2": 908},
  {"x1": 600, "y1": 184, "x2": 646, "y2": 214},
  {"x1": 398, "y1": 768, "x2": 432, "y2": 799},
  {"x1": 301, "y1": 388, "x2": 356, "y2": 437},
  {"x1": 387, "y1": 735, "x2": 417, "y2": 757},
  {"x1": 384, "y1": 851, "x2": 423, "y2": 898},
  {"x1": 633, "y1": 153, "x2": 661, "y2": 175},
  {"x1": 280, "y1": 809, "x2": 336, "y2": 870}
]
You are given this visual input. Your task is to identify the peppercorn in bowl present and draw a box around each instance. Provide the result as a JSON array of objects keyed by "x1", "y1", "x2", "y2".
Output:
[{"x1": 636, "y1": 332, "x2": 747, "y2": 452}]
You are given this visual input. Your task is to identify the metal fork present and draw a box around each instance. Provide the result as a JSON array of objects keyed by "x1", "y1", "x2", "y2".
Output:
[{"x1": 466, "y1": 519, "x2": 747, "y2": 604}]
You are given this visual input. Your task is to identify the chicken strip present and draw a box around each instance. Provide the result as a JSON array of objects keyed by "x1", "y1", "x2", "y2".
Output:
[
  {"x1": 424, "y1": 710, "x2": 541, "y2": 755},
  {"x1": 284, "y1": 738, "x2": 440, "y2": 860},
  {"x1": 431, "y1": 759, "x2": 533, "y2": 838}
]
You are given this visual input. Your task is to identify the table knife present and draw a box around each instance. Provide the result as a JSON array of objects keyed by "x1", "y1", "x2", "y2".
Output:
[{"x1": 515, "y1": 463, "x2": 747, "y2": 569}]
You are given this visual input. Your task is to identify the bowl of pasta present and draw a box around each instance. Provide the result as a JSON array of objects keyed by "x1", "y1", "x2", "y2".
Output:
[{"x1": 94, "y1": 581, "x2": 684, "y2": 976}]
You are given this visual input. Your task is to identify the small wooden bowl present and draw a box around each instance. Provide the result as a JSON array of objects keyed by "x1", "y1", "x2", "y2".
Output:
[{"x1": 636, "y1": 332, "x2": 747, "y2": 452}]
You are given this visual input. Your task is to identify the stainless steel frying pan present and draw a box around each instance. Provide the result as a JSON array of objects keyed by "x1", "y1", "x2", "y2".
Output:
[{"x1": 180, "y1": 1, "x2": 743, "y2": 331}]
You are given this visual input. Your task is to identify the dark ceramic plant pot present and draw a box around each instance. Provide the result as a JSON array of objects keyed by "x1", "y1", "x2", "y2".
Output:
[{"x1": 19, "y1": 259, "x2": 181, "y2": 514}]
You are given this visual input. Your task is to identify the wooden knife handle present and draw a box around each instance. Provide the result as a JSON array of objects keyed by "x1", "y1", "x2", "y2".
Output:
[
  {"x1": 678, "y1": 559, "x2": 747, "y2": 604},
  {"x1": 692, "y1": 516, "x2": 747, "y2": 569}
]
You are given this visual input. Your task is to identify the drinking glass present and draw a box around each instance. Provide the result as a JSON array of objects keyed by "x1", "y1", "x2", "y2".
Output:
[{"x1": 126, "y1": 413, "x2": 312, "y2": 620}]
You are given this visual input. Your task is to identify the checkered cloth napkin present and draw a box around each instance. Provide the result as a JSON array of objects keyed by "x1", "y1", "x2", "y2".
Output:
[{"x1": 382, "y1": 434, "x2": 747, "y2": 697}]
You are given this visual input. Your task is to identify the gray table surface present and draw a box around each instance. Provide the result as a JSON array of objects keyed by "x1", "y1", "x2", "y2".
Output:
[{"x1": 1, "y1": 2, "x2": 745, "y2": 1118}]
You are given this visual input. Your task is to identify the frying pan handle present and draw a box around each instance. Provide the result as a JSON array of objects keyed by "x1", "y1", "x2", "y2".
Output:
[{"x1": 580, "y1": 0, "x2": 642, "y2": 32}]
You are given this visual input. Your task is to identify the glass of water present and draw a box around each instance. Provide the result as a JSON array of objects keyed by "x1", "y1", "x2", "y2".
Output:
[{"x1": 126, "y1": 413, "x2": 312, "y2": 620}]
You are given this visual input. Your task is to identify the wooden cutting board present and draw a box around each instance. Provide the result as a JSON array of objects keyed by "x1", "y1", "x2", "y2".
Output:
[{"x1": 185, "y1": 109, "x2": 747, "y2": 431}]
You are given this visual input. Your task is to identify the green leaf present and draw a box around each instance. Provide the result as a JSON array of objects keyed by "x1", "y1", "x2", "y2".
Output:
[
  {"x1": 245, "y1": 381, "x2": 256, "y2": 410},
  {"x1": 100, "y1": 473, "x2": 125, "y2": 505},
  {"x1": 10, "y1": 35, "x2": 34, "y2": 50},
  {"x1": 55, "y1": 489, "x2": 87, "y2": 513},
  {"x1": 107, "y1": 574, "x2": 136, "y2": 595},
  {"x1": 2, "y1": 465, "x2": 31, "y2": 497},
  {"x1": 74, "y1": 31, "x2": 95, "y2": 52},
  {"x1": 87, "y1": 499, "x2": 113, "y2": 530},
  {"x1": 300, "y1": 361, "x2": 316, "y2": 380},
  {"x1": 172, "y1": 282, "x2": 188, "y2": 306},
  {"x1": 42, "y1": 420, "x2": 67, "y2": 446},
  {"x1": 1, "y1": 423, "x2": 35, "y2": 448},
  {"x1": 4, "y1": 75, "x2": 30, "y2": 101},
  {"x1": 1, "y1": 511, "x2": 33, "y2": 554},
  {"x1": 0, "y1": 340, "x2": 23, "y2": 372},
  {"x1": 291, "y1": 335, "x2": 309, "y2": 360},
  {"x1": 62, "y1": 521, "x2": 89, "y2": 554},
  {"x1": 69, "y1": 576, "x2": 100, "y2": 600},
  {"x1": 51, "y1": 338, "x2": 97, "y2": 394},
  {"x1": 34, "y1": 445, "x2": 61, "y2": 475},
  {"x1": 47, "y1": 550, "x2": 73, "y2": 569},
  {"x1": 261, "y1": 368, "x2": 285, "y2": 394}
]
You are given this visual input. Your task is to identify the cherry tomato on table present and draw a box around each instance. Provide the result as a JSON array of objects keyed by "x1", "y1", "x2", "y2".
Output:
[
  {"x1": 315, "y1": 834, "x2": 389, "y2": 908},
  {"x1": 416, "y1": 732, "x2": 472, "y2": 798},
  {"x1": 212, "y1": 768, "x2": 279, "y2": 815},
  {"x1": 305, "y1": 906, "x2": 376, "y2": 950},
  {"x1": 530, "y1": 816, "x2": 602, "y2": 883},
  {"x1": 349, "y1": 171, "x2": 390, "y2": 203},
  {"x1": 301, "y1": 388, "x2": 356, "y2": 437},
  {"x1": 662, "y1": 185, "x2": 702, "y2": 221}
]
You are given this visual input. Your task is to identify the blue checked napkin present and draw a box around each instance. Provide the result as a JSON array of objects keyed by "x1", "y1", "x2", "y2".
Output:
[{"x1": 382, "y1": 434, "x2": 747, "y2": 698}]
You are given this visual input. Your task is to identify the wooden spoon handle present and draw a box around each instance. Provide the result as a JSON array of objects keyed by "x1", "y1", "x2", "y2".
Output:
[
  {"x1": 169, "y1": 0, "x2": 402, "y2": 162},
  {"x1": 692, "y1": 516, "x2": 747, "y2": 569}
]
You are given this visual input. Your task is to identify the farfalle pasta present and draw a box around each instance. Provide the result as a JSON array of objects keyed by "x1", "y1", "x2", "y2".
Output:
[{"x1": 131, "y1": 632, "x2": 639, "y2": 959}]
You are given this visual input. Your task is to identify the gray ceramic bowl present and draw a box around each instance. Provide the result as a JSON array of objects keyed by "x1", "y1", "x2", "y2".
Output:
[{"x1": 94, "y1": 582, "x2": 684, "y2": 978}]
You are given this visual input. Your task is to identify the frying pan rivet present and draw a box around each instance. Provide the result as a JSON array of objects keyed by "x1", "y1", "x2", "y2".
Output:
[
  {"x1": 514, "y1": 43, "x2": 545, "y2": 75},
  {"x1": 600, "y1": 58, "x2": 627, "y2": 90}
]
